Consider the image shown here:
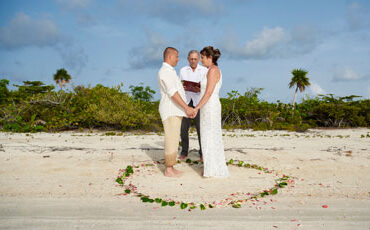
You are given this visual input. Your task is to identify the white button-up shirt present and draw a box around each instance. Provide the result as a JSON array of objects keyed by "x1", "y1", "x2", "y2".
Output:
[
  {"x1": 179, "y1": 64, "x2": 208, "y2": 107},
  {"x1": 158, "y1": 62, "x2": 187, "y2": 121}
]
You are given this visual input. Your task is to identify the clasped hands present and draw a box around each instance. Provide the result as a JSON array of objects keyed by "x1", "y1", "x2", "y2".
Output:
[{"x1": 185, "y1": 107, "x2": 198, "y2": 118}]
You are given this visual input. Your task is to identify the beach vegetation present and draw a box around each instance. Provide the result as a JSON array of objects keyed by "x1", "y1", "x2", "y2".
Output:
[
  {"x1": 53, "y1": 68, "x2": 71, "y2": 89},
  {"x1": 289, "y1": 68, "x2": 310, "y2": 109},
  {"x1": 1, "y1": 78, "x2": 369, "y2": 132}
]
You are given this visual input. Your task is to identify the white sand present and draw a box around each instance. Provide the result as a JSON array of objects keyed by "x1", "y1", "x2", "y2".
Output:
[{"x1": 0, "y1": 128, "x2": 369, "y2": 229}]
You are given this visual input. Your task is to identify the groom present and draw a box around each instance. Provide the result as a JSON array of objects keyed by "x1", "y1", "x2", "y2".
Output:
[{"x1": 158, "y1": 47, "x2": 194, "y2": 177}]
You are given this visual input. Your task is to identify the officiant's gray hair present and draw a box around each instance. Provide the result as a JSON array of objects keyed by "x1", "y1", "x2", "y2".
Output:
[{"x1": 188, "y1": 50, "x2": 199, "y2": 57}]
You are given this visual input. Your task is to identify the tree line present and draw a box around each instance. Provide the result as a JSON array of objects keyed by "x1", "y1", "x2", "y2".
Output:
[{"x1": 0, "y1": 68, "x2": 369, "y2": 132}]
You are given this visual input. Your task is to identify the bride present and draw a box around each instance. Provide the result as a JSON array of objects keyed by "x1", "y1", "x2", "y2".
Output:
[{"x1": 192, "y1": 46, "x2": 229, "y2": 178}]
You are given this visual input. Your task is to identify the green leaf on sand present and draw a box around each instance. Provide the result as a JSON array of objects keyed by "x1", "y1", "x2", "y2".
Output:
[
  {"x1": 126, "y1": 165, "x2": 134, "y2": 174},
  {"x1": 279, "y1": 182, "x2": 287, "y2": 188},
  {"x1": 260, "y1": 191, "x2": 268, "y2": 197},
  {"x1": 180, "y1": 203, "x2": 188, "y2": 209},
  {"x1": 141, "y1": 197, "x2": 149, "y2": 202},
  {"x1": 270, "y1": 188, "x2": 278, "y2": 195},
  {"x1": 169, "y1": 201, "x2": 176, "y2": 206},
  {"x1": 116, "y1": 178, "x2": 123, "y2": 184}
]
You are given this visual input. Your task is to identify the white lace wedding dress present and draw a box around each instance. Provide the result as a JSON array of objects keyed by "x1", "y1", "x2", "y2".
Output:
[{"x1": 200, "y1": 71, "x2": 229, "y2": 178}]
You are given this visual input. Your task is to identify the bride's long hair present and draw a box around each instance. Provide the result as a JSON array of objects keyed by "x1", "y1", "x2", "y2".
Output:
[{"x1": 200, "y1": 46, "x2": 221, "y2": 66}]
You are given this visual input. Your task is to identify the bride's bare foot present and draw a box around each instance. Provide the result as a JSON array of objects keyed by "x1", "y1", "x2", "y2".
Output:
[{"x1": 164, "y1": 167, "x2": 182, "y2": 178}]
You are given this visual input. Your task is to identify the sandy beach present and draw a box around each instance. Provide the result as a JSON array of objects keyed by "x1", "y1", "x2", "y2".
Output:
[{"x1": 1, "y1": 128, "x2": 369, "y2": 229}]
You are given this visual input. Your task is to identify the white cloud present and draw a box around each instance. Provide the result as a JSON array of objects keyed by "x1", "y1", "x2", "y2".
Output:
[
  {"x1": 291, "y1": 24, "x2": 319, "y2": 52},
  {"x1": 57, "y1": 0, "x2": 95, "y2": 26},
  {"x1": 221, "y1": 27, "x2": 286, "y2": 59},
  {"x1": 220, "y1": 25, "x2": 320, "y2": 59},
  {"x1": 167, "y1": 0, "x2": 219, "y2": 14},
  {"x1": 57, "y1": 0, "x2": 91, "y2": 9},
  {"x1": 309, "y1": 81, "x2": 326, "y2": 95},
  {"x1": 76, "y1": 13, "x2": 95, "y2": 26},
  {"x1": 55, "y1": 41, "x2": 88, "y2": 74},
  {"x1": 128, "y1": 31, "x2": 168, "y2": 69},
  {"x1": 118, "y1": 0, "x2": 222, "y2": 24},
  {"x1": 333, "y1": 66, "x2": 362, "y2": 82},
  {"x1": 0, "y1": 13, "x2": 88, "y2": 73},
  {"x1": 347, "y1": 1, "x2": 370, "y2": 31},
  {"x1": 127, "y1": 27, "x2": 206, "y2": 69},
  {"x1": 243, "y1": 27, "x2": 286, "y2": 57},
  {"x1": 0, "y1": 13, "x2": 60, "y2": 49}
]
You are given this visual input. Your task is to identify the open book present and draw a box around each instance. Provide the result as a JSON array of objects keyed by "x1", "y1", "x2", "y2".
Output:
[{"x1": 182, "y1": 80, "x2": 201, "y2": 93}]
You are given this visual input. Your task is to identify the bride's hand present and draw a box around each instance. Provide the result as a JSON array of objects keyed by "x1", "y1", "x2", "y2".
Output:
[{"x1": 191, "y1": 107, "x2": 199, "y2": 118}]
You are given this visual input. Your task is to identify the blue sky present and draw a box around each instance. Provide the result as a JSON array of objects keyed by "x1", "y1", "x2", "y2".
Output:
[{"x1": 1, "y1": 0, "x2": 370, "y2": 102}]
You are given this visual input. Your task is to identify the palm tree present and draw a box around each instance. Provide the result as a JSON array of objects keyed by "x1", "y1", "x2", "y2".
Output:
[
  {"x1": 53, "y1": 68, "x2": 71, "y2": 89},
  {"x1": 289, "y1": 68, "x2": 310, "y2": 109}
]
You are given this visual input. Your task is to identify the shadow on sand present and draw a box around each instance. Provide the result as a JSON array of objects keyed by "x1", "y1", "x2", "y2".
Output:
[{"x1": 140, "y1": 143, "x2": 203, "y2": 177}]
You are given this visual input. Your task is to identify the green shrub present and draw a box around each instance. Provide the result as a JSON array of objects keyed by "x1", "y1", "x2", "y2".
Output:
[
  {"x1": 1, "y1": 80, "x2": 368, "y2": 132},
  {"x1": 85, "y1": 84, "x2": 154, "y2": 130}
]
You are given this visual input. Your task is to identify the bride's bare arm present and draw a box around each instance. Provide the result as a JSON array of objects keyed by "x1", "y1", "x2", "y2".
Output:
[{"x1": 194, "y1": 67, "x2": 220, "y2": 112}]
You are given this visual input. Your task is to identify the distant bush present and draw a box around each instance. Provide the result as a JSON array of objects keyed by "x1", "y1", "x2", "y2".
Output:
[
  {"x1": 0, "y1": 79, "x2": 368, "y2": 132},
  {"x1": 129, "y1": 82, "x2": 156, "y2": 102},
  {"x1": 84, "y1": 84, "x2": 155, "y2": 130},
  {"x1": 0, "y1": 79, "x2": 10, "y2": 104},
  {"x1": 220, "y1": 89, "x2": 369, "y2": 131},
  {"x1": 297, "y1": 94, "x2": 370, "y2": 128}
]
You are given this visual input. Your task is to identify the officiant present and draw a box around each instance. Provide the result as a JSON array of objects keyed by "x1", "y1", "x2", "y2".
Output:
[{"x1": 179, "y1": 50, "x2": 208, "y2": 160}]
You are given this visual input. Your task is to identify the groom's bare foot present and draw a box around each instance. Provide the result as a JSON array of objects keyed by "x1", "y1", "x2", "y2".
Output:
[
  {"x1": 178, "y1": 155, "x2": 186, "y2": 160},
  {"x1": 172, "y1": 167, "x2": 183, "y2": 175},
  {"x1": 164, "y1": 167, "x2": 182, "y2": 178}
]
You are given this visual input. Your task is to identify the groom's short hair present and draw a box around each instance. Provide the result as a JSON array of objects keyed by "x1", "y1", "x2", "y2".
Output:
[{"x1": 163, "y1": 47, "x2": 178, "y2": 60}]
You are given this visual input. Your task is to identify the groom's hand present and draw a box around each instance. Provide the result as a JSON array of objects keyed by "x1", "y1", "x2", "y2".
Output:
[{"x1": 185, "y1": 107, "x2": 194, "y2": 118}]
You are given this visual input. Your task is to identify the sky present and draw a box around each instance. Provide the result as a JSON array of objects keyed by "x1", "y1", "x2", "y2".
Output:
[{"x1": 1, "y1": 0, "x2": 370, "y2": 103}]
